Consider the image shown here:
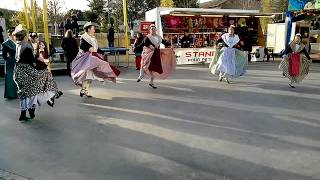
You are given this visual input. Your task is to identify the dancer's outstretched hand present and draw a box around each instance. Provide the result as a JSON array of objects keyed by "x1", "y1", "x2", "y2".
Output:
[{"x1": 89, "y1": 47, "x2": 97, "y2": 53}]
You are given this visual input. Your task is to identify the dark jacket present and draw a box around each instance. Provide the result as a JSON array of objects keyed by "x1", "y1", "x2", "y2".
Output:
[
  {"x1": 107, "y1": 27, "x2": 115, "y2": 42},
  {"x1": 18, "y1": 47, "x2": 47, "y2": 70},
  {"x1": 133, "y1": 37, "x2": 144, "y2": 54},
  {"x1": 144, "y1": 37, "x2": 170, "y2": 48},
  {"x1": 80, "y1": 38, "x2": 104, "y2": 55},
  {"x1": 61, "y1": 37, "x2": 79, "y2": 60},
  {"x1": 0, "y1": 26, "x2": 4, "y2": 44},
  {"x1": 65, "y1": 22, "x2": 73, "y2": 31},
  {"x1": 2, "y1": 40, "x2": 16, "y2": 60},
  {"x1": 180, "y1": 35, "x2": 191, "y2": 48}
]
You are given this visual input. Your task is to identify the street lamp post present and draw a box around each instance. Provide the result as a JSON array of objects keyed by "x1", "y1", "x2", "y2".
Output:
[
  {"x1": 43, "y1": 0, "x2": 50, "y2": 48},
  {"x1": 31, "y1": 0, "x2": 36, "y2": 32},
  {"x1": 23, "y1": 0, "x2": 30, "y2": 29},
  {"x1": 43, "y1": 0, "x2": 51, "y2": 72},
  {"x1": 123, "y1": 0, "x2": 129, "y2": 66}
]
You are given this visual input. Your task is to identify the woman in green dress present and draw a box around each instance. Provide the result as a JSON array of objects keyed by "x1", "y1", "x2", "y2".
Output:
[{"x1": 2, "y1": 29, "x2": 18, "y2": 99}]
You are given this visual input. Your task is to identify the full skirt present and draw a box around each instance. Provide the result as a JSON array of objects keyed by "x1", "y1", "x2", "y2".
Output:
[
  {"x1": 4, "y1": 58, "x2": 18, "y2": 99},
  {"x1": 14, "y1": 63, "x2": 59, "y2": 110},
  {"x1": 71, "y1": 52, "x2": 119, "y2": 86},
  {"x1": 141, "y1": 48, "x2": 176, "y2": 80},
  {"x1": 209, "y1": 47, "x2": 247, "y2": 78},
  {"x1": 279, "y1": 53, "x2": 310, "y2": 83}
]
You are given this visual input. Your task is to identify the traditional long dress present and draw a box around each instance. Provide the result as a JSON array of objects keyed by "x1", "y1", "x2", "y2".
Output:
[
  {"x1": 209, "y1": 33, "x2": 247, "y2": 78},
  {"x1": 71, "y1": 33, "x2": 119, "y2": 86},
  {"x1": 279, "y1": 42, "x2": 311, "y2": 83},
  {"x1": 14, "y1": 43, "x2": 60, "y2": 110},
  {"x1": 141, "y1": 34, "x2": 176, "y2": 80},
  {"x1": 2, "y1": 39, "x2": 18, "y2": 99}
]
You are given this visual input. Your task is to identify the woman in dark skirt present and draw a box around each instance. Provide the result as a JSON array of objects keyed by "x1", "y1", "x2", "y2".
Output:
[
  {"x1": 2, "y1": 29, "x2": 18, "y2": 99},
  {"x1": 14, "y1": 25, "x2": 63, "y2": 121}
]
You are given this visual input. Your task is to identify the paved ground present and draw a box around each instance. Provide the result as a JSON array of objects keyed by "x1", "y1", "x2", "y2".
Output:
[{"x1": 0, "y1": 62, "x2": 320, "y2": 180}]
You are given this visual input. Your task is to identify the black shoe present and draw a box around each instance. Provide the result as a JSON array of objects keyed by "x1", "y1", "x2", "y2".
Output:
[
  {"x1": 47, "y1": 98, "x2": 55, "y2": 107},
  {"x1": 218, "y1": 77, "x2": 223, "y2": 82},
  {"x1": 224, "y1": 78, "x2": 230, "y2": 84},
  {"x1": 149, "y1": 84, "x2": 157, "y2": 89},
  {"x1": 80, "y1": 91, "x2": 92, "y2": 98},
  {"x1": 19, "y1": 110, "x2": 30, "y2": 122},
  {"x1": 55, "y1": 91, "x2": 63, "y2": 99},
  {"x1": 28, "y1": 108, "x2": 36, "y2": 119},
  {"x1": 289, "y1": 84, "x2": 295, "y2": 88}
]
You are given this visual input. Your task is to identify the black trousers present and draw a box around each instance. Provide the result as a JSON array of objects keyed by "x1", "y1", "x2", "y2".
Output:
[{"x1": 66, "y1": 56, "x2": 75, "y2": 76}]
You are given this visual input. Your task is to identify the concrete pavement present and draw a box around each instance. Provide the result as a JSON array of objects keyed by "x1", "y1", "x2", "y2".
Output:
[{"x1": 0, "y1": 62, "x2": 320, "y2": 180}]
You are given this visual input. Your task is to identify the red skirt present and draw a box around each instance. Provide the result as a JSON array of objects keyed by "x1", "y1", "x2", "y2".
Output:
[
  {"x1": 135, "y1": 56, "x2": 142, "y2": 69},
  {"x1": 289, "y1": 53, "x2": 300, "y2": 76},
  {"x1": 148, "y1": 48, "x2": 163, "y2": 74}
]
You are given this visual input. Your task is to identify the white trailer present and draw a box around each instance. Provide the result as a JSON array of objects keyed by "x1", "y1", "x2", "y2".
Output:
[
  {"x1": 267, "y1": 21, "x2": 313, "y2": 55},
  {"x1": 267, "y1": 23, "x2": 297, "y2": 54}
]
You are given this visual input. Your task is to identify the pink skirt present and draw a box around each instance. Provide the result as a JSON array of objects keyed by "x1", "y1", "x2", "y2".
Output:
[
  {"x1": 142, "y1": 48, "x2": 176, "y2": 80},
  {"x1": 71, "y1": 52, "x2": 118, "y2": 86}
]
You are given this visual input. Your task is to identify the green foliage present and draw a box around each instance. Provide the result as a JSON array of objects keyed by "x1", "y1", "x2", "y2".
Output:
[
  {"x1": 161, "y1": 0, "x2": 174, "y2": 7},
  {"x1": 0, "y1": 9, "x2": 16, "y2": 30},
  {"x1": 87, "y1": 0, "x2": 106, "y2": 13},
  {"x1": 173, "y1": 0, "x2": 199, "y2": 8}
]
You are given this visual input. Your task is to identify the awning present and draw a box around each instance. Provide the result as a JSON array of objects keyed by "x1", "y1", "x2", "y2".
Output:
[{"x1": 157, "y1": 7, "x2": 281, "y2": 18}]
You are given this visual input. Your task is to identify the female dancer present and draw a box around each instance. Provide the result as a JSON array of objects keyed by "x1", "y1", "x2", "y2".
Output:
[
  {"x1": 36, "y1": 41, "x2": 50, "y2": 63},
  {"x1": 71, "y1": 22, "x2": 120, "y2": 97},
  {"x1": 279, "y1": 33, "x2": 311, "y2": 88},
  {"x1": 209, "y1": 26, "x2": 247, "y2": 83},
  {"x1": 2, "y1": 29, "x2": 18, "y2": 99},
  {"x1": 14, "y1": 25, "x2": 62, "y2": 121},
  {"x1": 137, "y1": 24, "x2": 176, "y2": 88}
]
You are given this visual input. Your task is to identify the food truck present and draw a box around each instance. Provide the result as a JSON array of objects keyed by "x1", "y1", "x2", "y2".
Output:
[{"x1": 145, "y1": 7, "x2": 272, "y2": 64}]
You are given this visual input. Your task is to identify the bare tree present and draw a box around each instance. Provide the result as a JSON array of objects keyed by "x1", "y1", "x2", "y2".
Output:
[{"x1": 48, "y1": 0, "x2": 65, "y2": 23}]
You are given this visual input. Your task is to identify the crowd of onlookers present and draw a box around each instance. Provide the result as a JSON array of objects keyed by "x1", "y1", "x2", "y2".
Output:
[{"x1": 58, "y1": 15, "x2": 80, "y2": 38}]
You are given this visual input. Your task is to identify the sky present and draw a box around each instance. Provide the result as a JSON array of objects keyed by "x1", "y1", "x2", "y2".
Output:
[
  {"x1": 0, "y1": 0, "x2": 90, "y2": 12},
  {"x1": 0, "y1": 0, "x2": 209, "y2": 12}
]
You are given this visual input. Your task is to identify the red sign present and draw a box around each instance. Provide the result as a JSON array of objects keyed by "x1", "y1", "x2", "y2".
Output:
[{"x1": 140, "y1": 21, "x2": 154, "y2": 34}]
